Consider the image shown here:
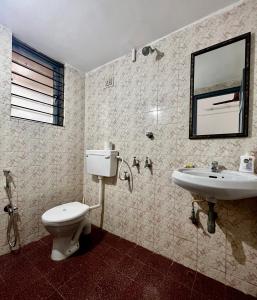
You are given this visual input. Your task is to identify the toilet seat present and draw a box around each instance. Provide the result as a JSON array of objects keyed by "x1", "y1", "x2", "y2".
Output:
[{"x1": 42, "y1": 202, "x2": 90, "y2": 226}]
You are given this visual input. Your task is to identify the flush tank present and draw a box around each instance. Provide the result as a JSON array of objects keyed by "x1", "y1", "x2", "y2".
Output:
[{"x1": 86, "y1": 150, "x2": 119, "y2": 177}]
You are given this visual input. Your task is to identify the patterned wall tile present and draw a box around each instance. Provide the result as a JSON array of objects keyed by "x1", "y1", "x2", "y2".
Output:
[
  {"x1": 0, "y1": 25, "x2": 85, "y2": 254},
  {"x1": 84, "y1": 0, "x2": 257, "y2": 296}
]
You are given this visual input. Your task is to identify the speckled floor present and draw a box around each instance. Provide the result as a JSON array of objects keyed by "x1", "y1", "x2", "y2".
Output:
[{"x1": 0, "y1": 226, "x2": 255, "y2": 300}]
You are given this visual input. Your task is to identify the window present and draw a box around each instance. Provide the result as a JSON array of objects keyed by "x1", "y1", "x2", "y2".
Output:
[{"x1": 11, "y1": 37, "x2": 64, "y2": 126}]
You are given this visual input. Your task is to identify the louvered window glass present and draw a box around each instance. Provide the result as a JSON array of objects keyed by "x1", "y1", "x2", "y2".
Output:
[{"x1": 11, "y1": 37, "x2": 64, "y2": 126}]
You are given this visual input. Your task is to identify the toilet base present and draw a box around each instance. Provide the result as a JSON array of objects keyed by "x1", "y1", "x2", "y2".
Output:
[
  {"x1": 51, "y1": 238, "x2": 80, "y2": 261},
  {"x1": 51, "y1": 241, "x2": 79, "y2": 261},
  {"x1": 51, "y1": 222, "x2": 92, "y2": 261}
]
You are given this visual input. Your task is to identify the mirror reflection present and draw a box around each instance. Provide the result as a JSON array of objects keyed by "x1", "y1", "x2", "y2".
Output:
[{"x1": 190, "y1": 33, "x2": 250, "y2": 138}]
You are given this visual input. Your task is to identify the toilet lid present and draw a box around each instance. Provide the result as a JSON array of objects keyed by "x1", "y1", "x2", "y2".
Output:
[{"x1": 42, "y1": 202, "x2": 90, "y2": 224}]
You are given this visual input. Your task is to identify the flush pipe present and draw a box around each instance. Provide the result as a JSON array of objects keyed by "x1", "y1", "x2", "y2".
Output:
[
  {"x1": 82, "y1": 176, "x2": 104, "y2": 212},
  {"x1": 88, "y1": 176, "x2": 104, "y2": 211},
  {"x1": 82, "y1": 176, "x2": 105, "y2": 229}
]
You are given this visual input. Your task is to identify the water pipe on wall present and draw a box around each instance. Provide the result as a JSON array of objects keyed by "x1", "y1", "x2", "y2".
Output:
[{"x1": 82, "y1": 176, "x2": 104, "y2": 228}]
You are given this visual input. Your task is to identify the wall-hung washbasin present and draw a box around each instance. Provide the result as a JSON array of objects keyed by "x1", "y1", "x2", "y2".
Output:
[{"x1": 172, "y1": 168, "x2": 257, "y2": 202}]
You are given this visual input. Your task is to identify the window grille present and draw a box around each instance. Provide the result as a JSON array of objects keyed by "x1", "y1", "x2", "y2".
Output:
[{"x1": 11, "y1": 37, "x2": 64, "y2": 126}]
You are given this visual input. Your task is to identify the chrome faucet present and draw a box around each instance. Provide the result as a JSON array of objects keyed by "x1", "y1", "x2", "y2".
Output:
[
  {"x1": 123, "y1": 171, "x2": 130, "y2": 181},
  {"x1": 132, "y1": 157, "x2": 140, "y2": 168},
  {"x1": 211, "y1": 161, "x2": 219, "y2": 173},
  {"x1": 144, "y1": 157, "x2": 152, "y2": 169}
]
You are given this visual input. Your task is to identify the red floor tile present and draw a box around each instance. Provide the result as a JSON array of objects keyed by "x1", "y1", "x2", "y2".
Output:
[
  {"x1": 12, "y1": 278, "x2": 57, "y2": 300},
  {"x1": 169, "y1": 281, "x2": 192, "y2": 300},
  {"x1": 191, "y1": 290, "x2": 209, "y2": 300},
  {"x1": 121, "y1": 279, "x2": 170, "y2": 300},
  {"x1": 116, "y1": 254, "x2": 145, "y2": 280},
  {"x1": 86, "y1": 238, "x2": 111, "y2": 259},
  {"x1": 58, "y1": 271, "x2": 98, "y2": 300},
  {"x1": 45, "y1": 259, "x2": 80, "y2": 288},
  {"x1": 22, "y1": 241, "x2": 57, "y2": 274},
  {"x1": 193, "y1": 273, "x2": 226, "y2": 300},
  {"x1": 47, "y1": 292, "x2": 64, "y2": 300},
  {"x1": 0, "y1": 251, "x2": 26, "y2": 272},
  {"x1": 0, "y1": 226, "x2": 254, "y2": 300},
  {"x1": 80, "y1": 257, "x2": 109, "y2": 282},
  {"x1": 88, "y1": 270, "x2": 134, "y2": 300},
  {"x1": 58, "y1": 258, "x2": 110, "y2": 299},
  {"x1": 225, "y1": 286, "x2": 256, "y2": 300},
  {"x1": 166, "y1": 261, "x2": 196, "y2": 290},
  {"x1": 0, "y1": 277, "x2": 10, "y2": 300},
  {"x1": 119, "y1": 281, "x2": 147, "y2": 300},
  {"x1": 146, "y1": 252, "x2": 173, "y2": 275},
  {"x1": 0, "y1": 255, "x2": 43, "y2": 293},
  {"x1": 134, "y1": 264, "x2": 165, "y2": 291},
  {"x1": 101, "y1": 245, "x2": 124, "y2": 267},
  {"x1": 143, "y1": 277, "x2": 193, "y2": 300}
]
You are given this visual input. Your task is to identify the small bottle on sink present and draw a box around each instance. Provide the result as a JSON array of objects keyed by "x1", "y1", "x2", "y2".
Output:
[{"x1": 239, "y1": 153, "x2": 255, "y2": 174}]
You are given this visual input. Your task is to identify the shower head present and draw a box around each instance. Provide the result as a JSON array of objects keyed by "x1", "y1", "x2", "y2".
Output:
[
  {"x1": 142, "y1": 46, "x2": 155, "y2": 56},
  {"x1": 141, "y1": 46, "x2": 164, "y2": 60}
]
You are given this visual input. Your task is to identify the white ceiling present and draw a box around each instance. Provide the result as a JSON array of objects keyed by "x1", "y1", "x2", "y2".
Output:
[{"x1": 0, "y1": 0, "x2": 238, "y2": 72}]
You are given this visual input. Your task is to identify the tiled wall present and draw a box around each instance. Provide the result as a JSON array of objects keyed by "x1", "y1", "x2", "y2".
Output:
[
  {"x1": 84, "y1": 0, "x2": 257, "y2": 296},
  {"x1": 0, "y1": 25, "x2": 85, "y2": 254}
]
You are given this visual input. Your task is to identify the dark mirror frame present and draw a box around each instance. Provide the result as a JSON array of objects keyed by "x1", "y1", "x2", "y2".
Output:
[{"x1": 189, "y1": 32, "x2": 251, "y2": 139}]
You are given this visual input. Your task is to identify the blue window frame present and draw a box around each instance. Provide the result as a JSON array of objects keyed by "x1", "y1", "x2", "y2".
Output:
[{"x1": 11, "y1": 37, "x2": 64, "y2": 126}]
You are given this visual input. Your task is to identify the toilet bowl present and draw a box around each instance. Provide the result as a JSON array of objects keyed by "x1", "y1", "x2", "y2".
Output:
[{"x1": 41, "y1": 201, "x2": 91, "y2": 261}]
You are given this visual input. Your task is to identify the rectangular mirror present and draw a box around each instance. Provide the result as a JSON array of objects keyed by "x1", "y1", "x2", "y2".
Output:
[{"x1": 189, "y1": 32, "x2": 251, "y2": 139}]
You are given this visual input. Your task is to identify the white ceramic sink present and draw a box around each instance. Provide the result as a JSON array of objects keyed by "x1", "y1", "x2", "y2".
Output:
[{"x1": 172, "y1": 168, "x2": 257, "y2": 201}]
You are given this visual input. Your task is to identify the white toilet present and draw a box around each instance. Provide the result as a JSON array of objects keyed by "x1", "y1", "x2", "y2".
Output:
[
  {"x1": 41, "y1": 149, "x2": 118, "y2": 261},
  {"x1": 41, "y1": 201, "x2": 91, "y2": 261}
]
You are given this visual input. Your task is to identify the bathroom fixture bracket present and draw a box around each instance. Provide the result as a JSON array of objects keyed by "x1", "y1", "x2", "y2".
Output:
[
  {"x1": 142, "y1": 46, "x2": 164, "y2": 61},
  {"x1": 146, "y1": 131, "x2": 154, "y2": 140},
  {"x1": 131, "y1": 48, "x2": 137, "y2": 62}
]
